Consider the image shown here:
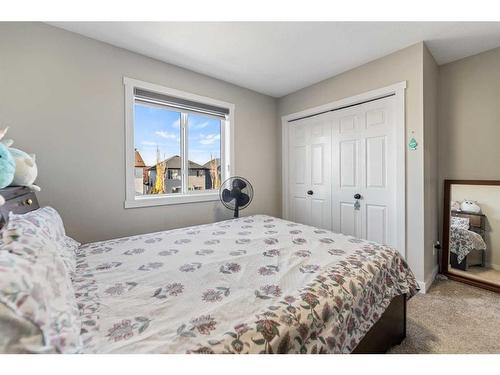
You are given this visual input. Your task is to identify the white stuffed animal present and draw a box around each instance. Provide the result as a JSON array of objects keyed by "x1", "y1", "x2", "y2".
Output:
[
  {"x1": 3, "y1": 138, "x2": 40, "y2": 192},
  {"x1": 460, "y1": 200, "x2": 481, "y2": 214}
]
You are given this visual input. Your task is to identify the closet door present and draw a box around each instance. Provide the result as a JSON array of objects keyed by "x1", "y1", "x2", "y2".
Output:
[
  {"x1": 331, "y1": 105, "x2": 363, "y2": 238},
  {"x1": 288, "y1": 113, "x2": 332, "y2": 230},
  {"x1": 331, "y1": 96, "x2": 397, "y2": 248}
]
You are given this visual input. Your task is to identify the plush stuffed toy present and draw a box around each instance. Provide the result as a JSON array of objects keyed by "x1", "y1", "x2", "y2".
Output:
[
  {"x1": 460, "y1": 200, "x2": 481, "y2": 214},
  {"x1": 5, "y1": 142, "x2": 40, "y2": 192},
  {"x1": 0, "y1": 128, "x2": 16, "y2": 205}
]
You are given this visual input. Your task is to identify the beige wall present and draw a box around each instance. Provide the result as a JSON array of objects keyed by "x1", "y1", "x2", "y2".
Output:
[
  {"x1": 0, "y1": 23, "x2": 280, "y2": 243},
  {"x1": 278, "y1": 43, "x2": 429, "y2": 283},
  {"x1": 438, "y1": 46, "x2": 500, "y2": 253},
  {"x1": 423, "y1": 45, "x2": 439, "y2": 281},
  {"x1": 438, "y1": 47, "x2": 500, "y2": 181},
  {"x1": 451, "y1": 185, "x2": 500, "y2": 269}
]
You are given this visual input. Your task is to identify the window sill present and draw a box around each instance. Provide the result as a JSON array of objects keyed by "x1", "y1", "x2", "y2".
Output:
[{"x1": 124, "y1": 192, "x2": 220, "y2": 209}]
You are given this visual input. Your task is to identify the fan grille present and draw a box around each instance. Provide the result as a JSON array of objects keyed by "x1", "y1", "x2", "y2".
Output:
[{"x1": 219, "y1": 176, "x2": 254, "y2": 211}]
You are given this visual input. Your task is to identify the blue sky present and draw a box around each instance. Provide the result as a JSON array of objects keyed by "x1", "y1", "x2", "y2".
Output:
[{"x1": 134, "y1": 103, "x2": 221, "y2": 166}]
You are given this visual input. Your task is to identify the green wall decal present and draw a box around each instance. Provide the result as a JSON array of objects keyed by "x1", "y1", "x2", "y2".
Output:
[{"x1": 409, "y1": 137, "x2": 418, "y2": 151}]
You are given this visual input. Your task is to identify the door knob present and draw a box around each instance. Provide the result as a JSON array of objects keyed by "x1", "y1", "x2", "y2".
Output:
[
  {"x1": 307, "y1": 190, "x2": 314, "y2": 195},
  {"x1": 354, "y1": 193, "x2": 361, "y2": 200}
]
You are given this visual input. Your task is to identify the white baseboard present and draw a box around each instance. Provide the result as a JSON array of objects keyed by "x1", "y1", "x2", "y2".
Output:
[
  {"x1": 417, "y1": 265, "x2": 439, "y2": 294},
  {"x1": 417, "y1": 280, "x2": 426, "y2": 293}
]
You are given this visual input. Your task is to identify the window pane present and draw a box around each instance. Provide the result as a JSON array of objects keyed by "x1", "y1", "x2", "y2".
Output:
[
  {"x1": 134, "y1": 102, "x2": 182, "y2": 195},
  {"x1": 187, "y1": 113, "x2": 222, "y2": 192}
]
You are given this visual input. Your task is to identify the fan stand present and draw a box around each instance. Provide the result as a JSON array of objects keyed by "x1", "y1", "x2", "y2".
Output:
[{"x1": 234, "y1": 203, "x2": 239, "y2": 218}]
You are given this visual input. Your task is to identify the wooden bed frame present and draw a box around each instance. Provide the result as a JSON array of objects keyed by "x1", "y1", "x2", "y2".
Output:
[{"x1": 353, "y1": 294, "x2": 406, "y2": 353}]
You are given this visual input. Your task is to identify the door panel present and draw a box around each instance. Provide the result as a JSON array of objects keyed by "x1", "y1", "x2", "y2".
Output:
[
  {"x1": 366, "y1": 204, "x2": 387, "y2": 244},
  {"x1": 360, "y1": 97, "x2": 396, "y2": 249},
  {"x1": 311, "y1": 144, "x2": 324, "y2": 185},
  {"x1": 288, "y1": 114, "x2": 332, "y2": 230},
  {"x1": 311, "y1": 122, "x2": 325, "y2": 137},
  {"x1": 311, "y1": 198, "x2": 326, "y2": 228},
  {"x1": 292, "y1": 196, "x2": 308, "y2": 225},
  {"x1": 308, "y1": 115, "x2": 332, "y2": 230},
  {"x1": 366, "y1": 136, "x2": 386, "y2": 188},
  {"x1": 289, "y1": 122, "x2": 309, "y2": 225},
  {"x1": 340, "y1": 202, "x2": 359, "y2": 237},
  {"x1": 340, "y1": 115, "x2": 357, "y2": 133},
  {"x1": 332, "y1": 96, "x2": 397, "y2": 251},
  {"x1": 340, "y1": 140, "x2": 358, "y2": 187},
  {"x1": 366, "y1": 108, "x2": 385, "y2": 127},
  {"x1": 293, "y1": 145, "x2": 307, "y2": 184},
  {"x1": 332, "y1": 106, "x2": 362, "y2": 235}
]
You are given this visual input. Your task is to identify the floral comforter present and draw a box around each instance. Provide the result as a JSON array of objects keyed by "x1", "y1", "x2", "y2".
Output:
[
  {"x1": 74, "y1": 215, "x2": 417, "y2": 354},
  {"x1": 450, "y1": 227, "x2": 486, "y2": 264}
]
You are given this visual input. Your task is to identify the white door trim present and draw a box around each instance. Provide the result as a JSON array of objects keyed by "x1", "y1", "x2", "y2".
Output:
[{"x1": 281, "y1": 81, "x2": 407, "y2": 258}]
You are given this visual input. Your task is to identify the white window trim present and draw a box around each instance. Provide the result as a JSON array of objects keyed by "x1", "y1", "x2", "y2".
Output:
[{"x1": 124, "y1": 77, "x2": 235, "y2": 208}]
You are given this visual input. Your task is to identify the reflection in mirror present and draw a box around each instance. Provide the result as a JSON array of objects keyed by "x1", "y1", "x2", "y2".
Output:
[{"x1": 448, "y1": 184, "x2": 500, "y2": 286}]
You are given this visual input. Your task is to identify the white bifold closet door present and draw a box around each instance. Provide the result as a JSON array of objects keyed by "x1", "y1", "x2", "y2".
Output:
[
  {"x1": 288, "y1": 112, "x2": 332, "y2": 230},
  {"x1": 287, "y1": 96, "x2": 397, "y2": 249},
  {"x1": 331, "y1": 96, "x2": 396, "y2": 248}
]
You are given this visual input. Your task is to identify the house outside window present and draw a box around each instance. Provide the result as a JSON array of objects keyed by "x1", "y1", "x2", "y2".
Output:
[{"x1": 124, "y1": 77, "x2": 234, "y2": 208}]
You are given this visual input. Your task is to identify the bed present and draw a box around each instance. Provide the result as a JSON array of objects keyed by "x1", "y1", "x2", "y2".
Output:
[
  {"x1": 0, "y1": 202, "x2": 417, "y2": 354},
  {"x1": 449, "y1": 215, "x2": 487, "y2": 270},
  {"x1": 74, "y1": 215, "x2": 417, "y2": 354},
  {"x1": 450, "y1": 226, "x2": 486, "y2": 264}
]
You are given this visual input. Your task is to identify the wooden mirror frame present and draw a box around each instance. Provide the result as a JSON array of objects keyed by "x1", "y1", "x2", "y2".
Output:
[{"x1": 442, "y1": 179, "x2": 500, "y2": 293}]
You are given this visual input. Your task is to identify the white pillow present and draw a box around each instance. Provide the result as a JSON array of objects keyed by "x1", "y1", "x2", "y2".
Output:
[{"x1": 2, "y1": 207, "x2": 80, "y2": 274}]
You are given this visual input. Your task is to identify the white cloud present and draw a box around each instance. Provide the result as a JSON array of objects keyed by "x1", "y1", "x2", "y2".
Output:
[
  {"x1": 193, "y1": 121, "x2": 209, "y2": 129},
  {"x1": 155, "y1": 130, "x2": 177, "y2": 140},
  {"x1": 171, "y1": 118, "x2": 180, "y2": 129},
  {"x1": 199, "y1": 133, "x2": 221, "y2": 145},
  {"x1": 141, "y1": 140, "x2": 157, "y2": 146}
]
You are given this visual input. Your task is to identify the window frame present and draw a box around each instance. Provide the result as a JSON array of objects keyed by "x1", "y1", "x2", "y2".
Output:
[{"x1": 124, "y1": 77, "x2": 234, "y2": 208}]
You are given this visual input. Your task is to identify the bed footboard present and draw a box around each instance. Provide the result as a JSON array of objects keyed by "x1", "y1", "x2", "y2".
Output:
[{"x1": 352, "y1": 294, "x2": 406, "y2": 354}]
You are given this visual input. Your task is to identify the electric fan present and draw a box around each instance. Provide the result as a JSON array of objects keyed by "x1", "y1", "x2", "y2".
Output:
[{"x1": 219, "y1": 176, "x2": 254, "y2": 218}]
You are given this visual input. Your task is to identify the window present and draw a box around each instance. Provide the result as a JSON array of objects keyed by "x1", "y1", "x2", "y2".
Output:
[
  {"x1": 188, "y1": 113, "x2": 222, "y2": 192},
  {"x1": 124, "y1": 77, "x2": 233, "y2": 208}
]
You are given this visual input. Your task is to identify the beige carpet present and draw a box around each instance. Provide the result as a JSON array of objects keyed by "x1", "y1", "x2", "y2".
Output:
[{"x1": 389, "y1": 278, "x2": 500, "y2": 353}]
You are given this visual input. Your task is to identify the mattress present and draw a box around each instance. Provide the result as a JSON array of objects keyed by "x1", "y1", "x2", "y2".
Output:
[{"x1": 73, "y1": 215, "x2": 417, "y2": 354}]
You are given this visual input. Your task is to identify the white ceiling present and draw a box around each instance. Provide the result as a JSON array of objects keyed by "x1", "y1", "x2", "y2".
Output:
[{"x1": 49, "y1": 22, "x2": 500, "y2": 97}]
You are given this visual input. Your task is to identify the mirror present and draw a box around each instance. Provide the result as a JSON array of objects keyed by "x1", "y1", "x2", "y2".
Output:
[{"x1": 443, "y1": 180, "x2": 500, "y2": 292}]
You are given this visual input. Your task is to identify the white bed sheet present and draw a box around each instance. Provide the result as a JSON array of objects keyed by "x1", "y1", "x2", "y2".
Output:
[{"x1": 74, "y1": 215, "x2": 417, "y2": 354}]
